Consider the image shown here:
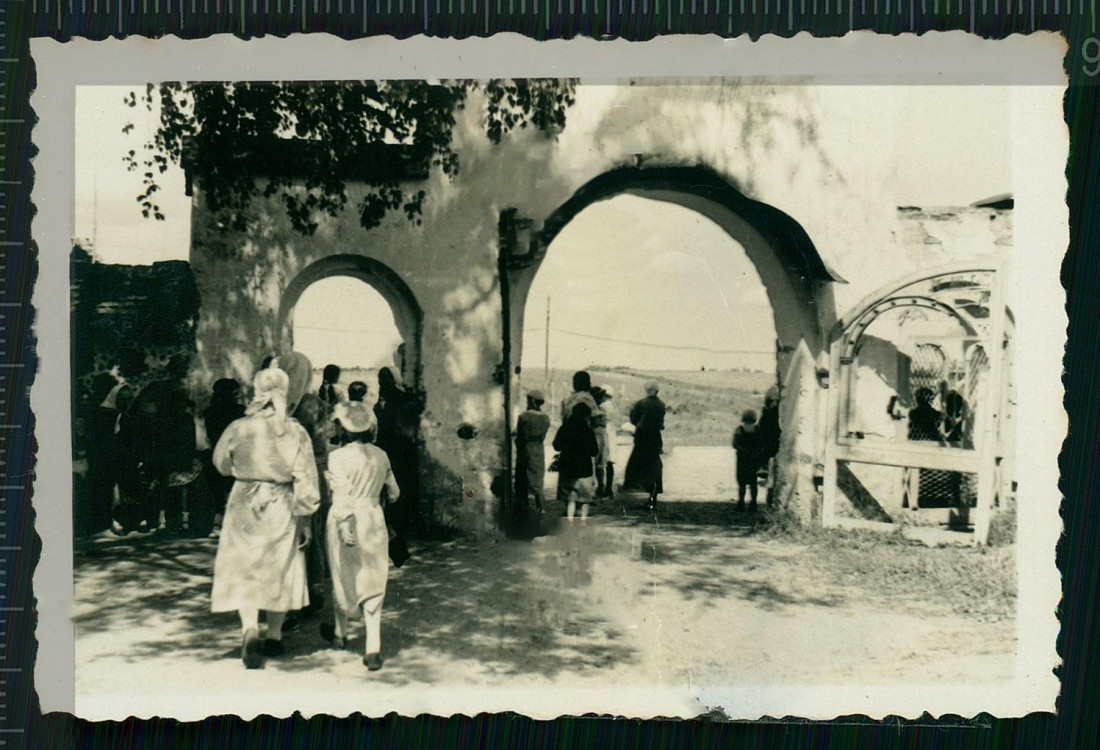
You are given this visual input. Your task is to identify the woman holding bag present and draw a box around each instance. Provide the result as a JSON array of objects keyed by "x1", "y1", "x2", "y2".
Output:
[{"x1": 210, "y1": 367, "x2": 320, "y2": 669}]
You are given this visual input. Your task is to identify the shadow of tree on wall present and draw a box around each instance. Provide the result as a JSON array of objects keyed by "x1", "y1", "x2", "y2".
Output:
[{"x1": 73, "y1": 532, "x2": 637, "y2": 686}]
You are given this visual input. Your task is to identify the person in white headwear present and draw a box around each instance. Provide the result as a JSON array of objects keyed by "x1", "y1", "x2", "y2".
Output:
[
  {"x1": 210, "y1": 367, "x2": 320, "y2": 669},
  {"x1": 321, "y1": 401, "x2": 399, "y2": 671}
]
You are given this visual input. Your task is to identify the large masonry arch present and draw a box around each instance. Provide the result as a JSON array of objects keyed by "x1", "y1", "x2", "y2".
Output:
[{"x1": 500, "y1": 166, "x2": 843, "y2": 516}]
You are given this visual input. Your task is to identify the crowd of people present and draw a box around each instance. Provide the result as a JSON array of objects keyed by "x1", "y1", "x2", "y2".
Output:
[
  {"x1": 76, "y1": 356, "x2": 422, "y2": 671},
  {"x1": 514, "y1": 372, "x2": 783, "y2": 520}
]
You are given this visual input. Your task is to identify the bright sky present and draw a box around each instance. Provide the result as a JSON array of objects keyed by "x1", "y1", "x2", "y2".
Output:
[
  {"x1": 520, "y1": 195, "x2": 774, "y2": 373},
  {"x1": 293, "y1": 277, "x2": 401, "y2": 370},
  {"x1": 74, "y1": 84, "x2": 1012, "y2": 372}
]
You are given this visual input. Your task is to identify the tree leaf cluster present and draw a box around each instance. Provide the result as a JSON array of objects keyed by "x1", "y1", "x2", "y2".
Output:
[{"x1": 124, "y1": 80, "x2": 577, "y2": 237}]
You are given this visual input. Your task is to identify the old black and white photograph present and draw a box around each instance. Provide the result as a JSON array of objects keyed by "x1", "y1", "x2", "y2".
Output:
[{"x1": 35, "y1": 36, "x2": 1065, "y2": 720}]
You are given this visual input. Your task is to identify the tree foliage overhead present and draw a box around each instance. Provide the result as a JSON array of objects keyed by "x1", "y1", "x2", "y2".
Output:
[{"x1": 125, "y1": 80, "x2": 577, "y2": 235}]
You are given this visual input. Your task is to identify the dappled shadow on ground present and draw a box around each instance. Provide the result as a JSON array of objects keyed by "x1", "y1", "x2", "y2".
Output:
[
  {"x1": 74, "y1": 526, "x2": 637, "y2": 685},
  {"x1": 622, "y1": 524, "x2": 847, "y2": 612}
]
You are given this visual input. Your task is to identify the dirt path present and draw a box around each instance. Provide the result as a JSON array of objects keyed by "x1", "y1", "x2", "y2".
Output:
[{"x1": 73, "y1": 510, "x2": 1016, "y2": 720}]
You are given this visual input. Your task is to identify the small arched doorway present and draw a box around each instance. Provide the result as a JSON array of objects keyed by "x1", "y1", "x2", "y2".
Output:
[
  {"x1": 499, "y1": 166, "x2": 841, "y2": 513},
  {"x1": 276, "y1": 254, "x2": 424, "y2": 393}
]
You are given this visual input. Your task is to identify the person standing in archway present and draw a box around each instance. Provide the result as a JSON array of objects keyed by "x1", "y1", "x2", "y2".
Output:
[
  {"x1": 624, "y1": 381, "x2": 666, "y2": 511},
  {"x1": 319, "y1": 364, "x2": 348, "y2": 408},
  {"x1": 515, "y1": 388, "x2": 551, "y2": 515},
  {"x1": 757, "y1": 387, "x2": 782, "y2": 505},
  {"x1": 554, "y1": 402, "x2": 599, "y2": 523},
  {"x1": 374, "y1": 366, "x2": 422, "y2": 535}
]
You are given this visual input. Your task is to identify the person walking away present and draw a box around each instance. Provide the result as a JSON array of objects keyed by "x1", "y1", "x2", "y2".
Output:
[
  {"x1": 319, "y1": 364, "x2": 348, "y2": 409},
  {"x1": 623, "y1": 381, "x2": 666, "y2": 511},
  {"x1": 203, "y1": 379, "x2": 245, "y2": 539},
  {"x1": 590, "y1": 387, "x2": 614, "y2": 499},
  {"x1": 732, "y1": 409, "x2": 761, "y2": 512},
  {"x1": 515, "y1": 389, "x2": 551, "y2": 514},
  {"x1": 756, "y1": 387, "x2": 782, "y2": 505},
  {"x1": 210, "y1": 367, "x2": 320, "y2": 669},
  {"x1": 554, "y1": 403, "x2": 599, "y2": 523},
  {"x1": 321, "y1": 402, "x2": 399, "y2": 671}
]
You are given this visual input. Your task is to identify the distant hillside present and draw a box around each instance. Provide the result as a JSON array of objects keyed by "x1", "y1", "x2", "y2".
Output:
[{"x1": 522, "y1": 367, "x2": 776, "y2": 447}]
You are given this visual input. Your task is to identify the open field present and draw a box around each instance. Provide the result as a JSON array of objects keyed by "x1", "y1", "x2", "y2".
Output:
[{"x1": 522, "y1": 366, "x2": 777, "y2": 447}]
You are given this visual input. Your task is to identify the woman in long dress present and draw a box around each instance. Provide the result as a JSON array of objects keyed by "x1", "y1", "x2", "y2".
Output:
[
  {"x1": 323, "y1": 402, "x2": 399, "y2": 671},
  {"x1": 623, "y1": 381, "x2": 666, "y2": 510},
  {"x1": 210, "y1": 367, "x2": 320, "y2": 669}
]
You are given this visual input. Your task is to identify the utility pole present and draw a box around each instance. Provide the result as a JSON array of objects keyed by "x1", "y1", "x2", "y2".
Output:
[{"x1": 544, "y1": 295, "x2": 551, "y2": 383}]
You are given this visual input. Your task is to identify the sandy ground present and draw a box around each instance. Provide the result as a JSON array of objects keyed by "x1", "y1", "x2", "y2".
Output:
[{"x1": 72, "y1": 493, "x2": 1016, "y2": 721}]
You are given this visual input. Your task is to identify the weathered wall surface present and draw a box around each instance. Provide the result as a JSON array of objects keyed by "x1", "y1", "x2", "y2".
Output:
[{"x1": 187, "y1": 84, "x2": 1012, "y2": 533}]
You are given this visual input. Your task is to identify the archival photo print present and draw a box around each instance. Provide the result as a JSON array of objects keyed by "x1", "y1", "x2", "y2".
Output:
[{"x1": 65, "y1": 69, "x2": 1062, "y2": 720}]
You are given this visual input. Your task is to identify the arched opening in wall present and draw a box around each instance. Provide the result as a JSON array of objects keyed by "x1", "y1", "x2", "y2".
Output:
[
  {"x1": 291, "y1": 276, "x2": 405, "y2": 402},
  {"x1": 516, "y1": 195, "x2": 787, "y2": 506},
  {"x1": 277, "y1": 254, "x2": 424, "y2": 403}
]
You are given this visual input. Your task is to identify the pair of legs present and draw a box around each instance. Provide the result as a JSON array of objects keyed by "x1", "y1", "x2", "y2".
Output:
[
  {"x1": 737, "y1": 479, "x2": 759, "y2": 509},
  {"x1": 332, "y1": 593, "x2": 385, "y2": 665},
  {"x1": 566, "y1": 498, "x2": 590, "y2": 521},
  {"x1": 595, "y1": 463, "x2": 617, "y2": 498},
  {"x1": 238, "y1": 607, "x2": 287, "y2": 668}
]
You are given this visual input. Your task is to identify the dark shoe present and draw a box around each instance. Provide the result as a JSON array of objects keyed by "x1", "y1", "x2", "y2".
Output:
[
  {"x1": 300, "y1": 594, "x2": 324, "y2": 618},
  {"x1": 319, "y1": 621, "x2": 347, "y2": 649},
  {"x1": 263, "y1": 638, "x2": 286, "y2": 657},
  {"x1": 281, "y1": 613, "x2": 300, "y2": 633},
  {"x1": 749, "y1": 502, "x2": 758, "y2": 513},
  {"x1": 242, "y1": 628, "x2": 263, "y2": 669},
  {"x1": 736, "y1": 500, "x2": 746, "y2": 512},
  {"x1": 363, "y1": 653, "x2": 383, "y2": 671}
]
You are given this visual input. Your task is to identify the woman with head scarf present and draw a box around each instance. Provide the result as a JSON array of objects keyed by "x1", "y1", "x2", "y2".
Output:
[
  {"x1": 210, "y1": 367, "x2": 320, "y2": 669},
  {"x1": 320, "y1": 401, "x2": 399, "y2": 670}
]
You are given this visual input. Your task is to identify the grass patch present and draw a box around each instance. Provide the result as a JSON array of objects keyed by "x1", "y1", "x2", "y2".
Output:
[{"x1": 757, "y1": 520, "x2": 1017, "y2": 623}]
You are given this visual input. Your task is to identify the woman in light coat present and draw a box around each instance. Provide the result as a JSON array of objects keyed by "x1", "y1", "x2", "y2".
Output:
[{"x1": 210, "y1": 367, "x2": 320, "y2": 669}]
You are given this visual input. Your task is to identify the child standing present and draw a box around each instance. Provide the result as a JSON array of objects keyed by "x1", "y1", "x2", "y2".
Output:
[
  {"x1": 553, "y1": 402, "x2": 599, "y2": 522},
  {"x1": 515, "y1": 389, "x2": 551, "y2": 514},
  {"x1": 732, "y1": 409, "x2": 761, "y2": 512}
]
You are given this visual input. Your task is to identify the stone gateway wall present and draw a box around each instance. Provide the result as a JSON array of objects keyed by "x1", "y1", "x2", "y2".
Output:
[{"x1": 186, "y1": 84, "x2": 1013, "y2": 535}]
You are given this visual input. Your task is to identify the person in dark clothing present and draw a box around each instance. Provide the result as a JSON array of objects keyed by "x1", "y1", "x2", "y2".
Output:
[
  {"x1": 319, "y1": 364, "x2": 347, "y2": 408},
  {"x1": 515, "y1": 389, "x2": 551, "y2": 514},
  {"x1": 553, "y1": 403, "x2": 599, "y2": 522},
  {"x1": 374, "y1": 366, "x2": 422, "y2": 534},
  {"x1": 756, "y1": 387, "x2": 782, "y2": 505},
  {"x1": 907, "y1": 387, "x2": 948, "y2": 509},
  {"x1": 83, "y1": 379, "x2": 129, "y2": 535},
  {"x1": 623, "y1": 381, "x2": 666, "y2": 511},
  {"x1": 203, "y1": 378, "x2": 245, "y2": 538},
  {"x1": 732, "y1": 409, "x2": 761, "y2": 511}
]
